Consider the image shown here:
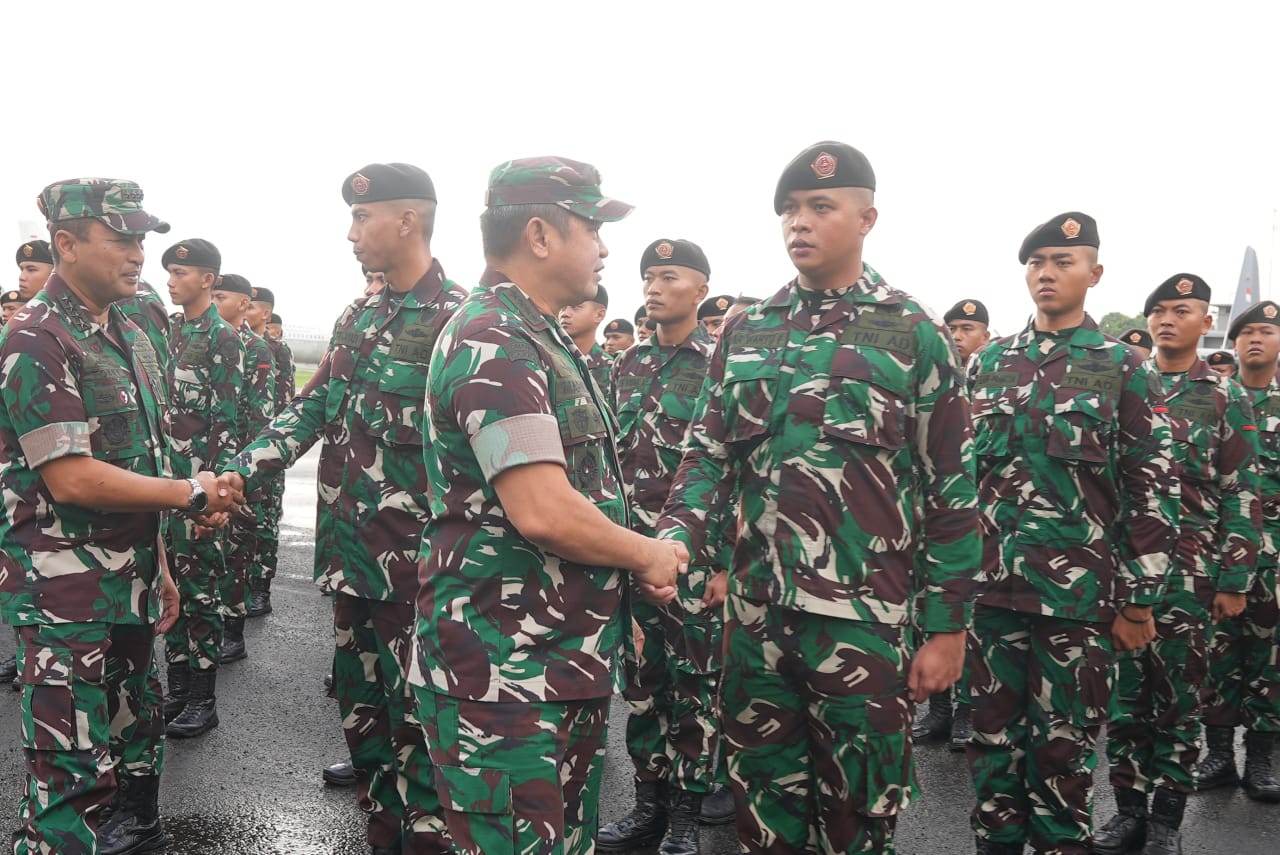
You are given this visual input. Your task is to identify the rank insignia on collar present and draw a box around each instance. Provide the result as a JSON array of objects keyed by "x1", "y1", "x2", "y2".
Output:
[
  {"x1": 351, "y1": 173, "x2": 371, "y2": 196},
  {"x1": 656, "y1": 242, "x2": 674, "y2": 259},
  {"x1": 1061, "y1": 218, "x2": 1081, "y2": 239},
  {"x1": 811, "y1": 152, "x2": 838, "y2": 180},
  {"x1": 1175, "y1": 278, "x2": 1193, "y2": 295},
  {"x1": 963, "y1": 301, "x2": 976, "y2": 315},
  {"x1": 176, "y1": 246, "x2": 189, "y2": 260}
]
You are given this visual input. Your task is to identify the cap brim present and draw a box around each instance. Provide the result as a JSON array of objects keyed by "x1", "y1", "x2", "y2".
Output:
[
  {"x1": 562, "y1": 197, "x2": 634, "y2": 223},
  {"x1": 108, "y1": 211, "x2": 171, "y2": 235}
]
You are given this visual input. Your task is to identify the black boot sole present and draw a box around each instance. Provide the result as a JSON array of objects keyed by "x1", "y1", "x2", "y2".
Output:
[
  {"x1": 166, "y1": 715, "x2": 219, "y2": 739},
  {"x1": 100, "y1": 828, "x2": 168, "y2": 855},
  {"x1": 1194, "y1": 772, "x2": 1239, "y2": 791},
  {"x1": 1244, "y1": 785, "x2": 1280, "y2": 803},
  {"x1": 596, "y1": 834, "x2": 664, "y2": 852},
  {"x1": 218, "y1": 647, "x2": 247, "y2": 665}
]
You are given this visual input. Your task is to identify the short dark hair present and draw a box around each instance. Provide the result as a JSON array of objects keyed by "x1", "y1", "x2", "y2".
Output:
[
  {"x1": 480, "y1": 204, "x2": 575, "y2": 262},
  {"x1": 47, "y1": 217, "x2": 96, "y2": 263}
]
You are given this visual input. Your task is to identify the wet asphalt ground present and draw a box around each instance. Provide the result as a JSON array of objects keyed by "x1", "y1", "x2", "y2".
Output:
[{"x1": 0, "y1": 446, "x2": 1276, "y2": 853}]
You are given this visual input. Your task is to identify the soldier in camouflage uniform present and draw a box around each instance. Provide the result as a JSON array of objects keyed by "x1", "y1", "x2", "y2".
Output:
[
  {"x1": 119, "y1": 281, "x2": 171, "y2": 379},
  {"x1": 225, "y1": 163, "x2": 458, "y2": 855},
  {"x1": 3, "y1": 289, "x2": 26, "y2": 325},
  {"x1": 1095, "y1": 274, "x2": 1261, "y2": 855},
  {"x1": 15, "y1": 239, "x2": 54, "y2": 300},
  {"x1": 1207, "y1": 349, "x2": 1237, "y2": 380},
  {"x1": 0, "y1": 178, "x2": 240, "y2": 855},
  {"x1": 212, "y1": 273, "x2": 276, "y2": 663},
  {"x1": 1120, "y1": 328, "x2": 1154, "y2": 361},
  {"x1": 1199, "y1": 301, "x2": 1280, "y2": 802},
  {"x1": 656, "y1": 142, "x2": 981, "y2": 854},
  {"x1": 966, "y1": 212, "x2": 1179, "y2": 855},
  {"x1": 604, "y1": 317, "x2": 636, "y2": 355},
  {"x1": 245, "y1": 285, "x2": 293, "y2": 617},
  {"x1": 598, "y1": 238, "x2": 722, "y2": 855},
  {"x1": 696, "y1": 294, "x2": 732, "y2": 343},
  {"x1": 159, "y1": 239, "x2": 245, "y2": 740},
  {"x1": 558, "y1": 282, "x2": 614, "y2": 397},
  {"x1": 413, "y1": 156, "x2": 683, "y2": 855}
]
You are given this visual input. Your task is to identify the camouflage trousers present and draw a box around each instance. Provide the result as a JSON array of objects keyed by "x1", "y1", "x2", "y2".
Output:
[
  {"x1": 415, "y1": 688, "x2": 609, "y2": 855},
  {"x1": 966, "y1": 606, "x2": 1114, "y2": 855},
  {"x1": 252, "y1": 474, "x2": 284, "y2": 585},
  {"x1": 1107, "y1": 575, "x2": 1212, "y2": 795},
  {"x1": 163, "y1": 516, "x2": 226, "y2": 671},
  {"x1": 1202, "y1": 565, "x2": 1280, "y2": 732},
  {"x1": 332, "y1": 593, "x2": 448, "y2": 854},
  {"x1": 12, "y1": 621, "x2": 164, "y2": 855},
  {"x1": 220, "y1": 494, "x2": 266, "y2": 617},
  {"x1": 624, "y1": 565, "x2": 723, "y2": 794},
  {"x1": 721, "y1": 593, "x2": 915, "y2": 854}
]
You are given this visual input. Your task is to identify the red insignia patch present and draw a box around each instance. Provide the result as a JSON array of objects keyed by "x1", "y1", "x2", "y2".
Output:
[
  {"x1": 175, "y1": 246, "x2": 189, "y2": 260},
  {"x1": 1153, "y1": 406, "x2": 1169, "y2": 413},
  {"x1": 655, "y1": 242, "x2": 674, "y2": 260},
  {"x1": 810, "y1": 152, "x2": 838, "y2": 180},
  {"x1": 1061, "y1": 218, "x2": 1082, "y2": 239},
  {"x1": 1242, "y1": 424, "x2": 1258, "y2": 431},
  {"x1": 351, "y1": 173, "x2": 371, "y2": 196}
]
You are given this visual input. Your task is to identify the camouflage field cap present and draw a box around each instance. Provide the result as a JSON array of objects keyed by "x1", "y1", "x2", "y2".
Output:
[
  {"x1": 37, "y1": 178, "x2": 170, "y2": 236},
  {"x1": 484, "y1": 156, "x2": 633, "y2": 222}
]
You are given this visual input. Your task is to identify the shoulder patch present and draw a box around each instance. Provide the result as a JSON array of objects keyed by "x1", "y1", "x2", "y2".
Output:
[{"x1": 502, "y1": 340, "x2": 539, "y2": 364}]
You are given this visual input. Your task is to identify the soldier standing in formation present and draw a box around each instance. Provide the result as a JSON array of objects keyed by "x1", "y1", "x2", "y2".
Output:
[
  {"x1": 966, "y1": 212, "x2": 1179, "y2": 854},
  {"x1": 225, "y1": 163, "x2": 461, "y2": 855},
  {"x1": 2, "y1": 291, "x2": 25, "y2": 325},
  {"x1": 1120, "y1": 327, "x2": 1154, "y2": 360},
  {"x1": 1198, "y1": 302, "x2": 1280, "y2": 802},
  {"x1": 0, "y1": 178, "x2": 241, "y2": 854},
  {"x1": 604, "y1": 316, "x2": 636, "y2": 355},
  {"x1": 1096, "y1": 274, "x2": 1261, "y2": 854},
  {"x1": 1207, "y1": 349, "x2": 1238, "y2": 379},
  {"x1": 15, "y1": 239, "x2": 54, "y2": 300},
  {"x1": 599, "y1": 238, "x2": 725, "y2": 854},
  {"x1": 636, "y1": 305, "x2": 654, "y2": 343},
  {"x1": 658, "y1": 141, "x2": 980, "y2": 854},
  {"x1": 558, "y1": 283, "x2": 615, "y2": 395},
  {"x1": 414, "y1": 156, "x2": 683, "y2": 855},
  {"x1": 160, "y1": 238, "x2": 245, "y2": 740},
  {"x1": 696, "y1": 294, "x2": 733, "y2": 342}
]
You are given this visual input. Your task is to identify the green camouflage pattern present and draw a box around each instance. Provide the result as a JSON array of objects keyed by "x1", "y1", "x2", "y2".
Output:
[
  {"x1": 584, "y1": 342, "x2": 614, "y2": 406},
  {"x1": 722, "y1": 593, "x2": 913, "y2": 853},
  {"x1": 0, "y1": 273, "x2": 167, "y2": 626},
  {"x1": 484, "y1": 156, "x2": 633, "y2": 222},
  {"x1": 230, "y1": 262, "x2": 465, "y2": 603},
  {"x1": 37, "y1": 177, "x2": 169, "y2": 235},
  {"x1": 118, "y1": 282, "x2": 172, "y2": 380},
  {"x1": 966, "y1": 607, "x2": 1115, "y2": 852},
  {"x1": 657, "y1": 267, "x2": 981, "y2": 632},
  {"x1": 253, "y1": 335, "x2": 294, "y2": 586},
  {"x1": 969, "y1": 317, "x2": 1179, "y2": 620},
  {"x1": 416, "y1": 689, "x2": 609, "y2": 855},
  {"x1": 415, "y1": 276, "x2": 629, "y2": 703}
]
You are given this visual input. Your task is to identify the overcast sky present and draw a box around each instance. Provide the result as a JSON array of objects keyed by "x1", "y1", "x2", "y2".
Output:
[{"x1": 4, "y1": 1, "x2": 1278, "y2": 342}]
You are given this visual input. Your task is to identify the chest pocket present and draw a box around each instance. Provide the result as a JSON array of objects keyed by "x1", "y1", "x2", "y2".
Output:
[
  {"x1": 170, "y1": 362, "x2": 210, "y2": 412},
  {"x1": 720, "y1": 355, "x2": 779, "y2": 444},
  {"x1": 1168, "y1": 392, "x2": 1218, "y2": 484},
  {"x1": 1256, "y1": 401, "x2": 1280, "y2": 463},
  {"x1": 971, "y1": 380, "x2": 1018, "y2": 459},
  {"x1": 82, "y1": 372, "x2": 144, "y2": 461},
  {"x1": 376, "y1": 360, "x2": 429, "y2": 447},
  {"x1": 1046, "y1": 390, "x2": 1115, "y2": 464},
  {"x1": 822, "y1": 347, "x2": 910, "y2": 451}
]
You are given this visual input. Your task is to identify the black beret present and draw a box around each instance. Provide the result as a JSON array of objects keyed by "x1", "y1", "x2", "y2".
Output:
[
  {"x1": 1207, "y1": 350, "x2": 1236, "y2": 367},
  {"x1": 1018, "y1": 212, "x2": 1100, "y2": 264},
  {"x1": 1119, "y1": 328, "x2": 1153, "y2": 350},
  {"x1": 1227, "y1": 301, "x2": 1280, "y2": 341},
  {"x1": 774, "y1": 141, "x2": 876, "y2": 215},
  {"x1": 1143, "y1": 273, "x2": 1211, "y2": 316},
  {"x1": 944, "y1": 299, "x2": 989, "y2": 326},
  {"x1": 634, "y1": 306, "x2": 648, "y2": 324},
  {"x1": 162, "y1": 238, "x2": 221, "y2": 273},
  {"x1": 2, "y1": 290, "x2": 23, "y2": 304},
  {"x1": 698, "y1": 295, "x2": 733, "y2": 320},
  {"x1": 269, "y1": 313, "x2": 282, "y2": 325},
  {"x1": 342, "y1": 163, "x2": 436, "y2": 205},
  {"x1": 215, "y1": 273, "x2": 253, "y2": 297},
  {"x1": 251, "y1": 286, "x2": 276, "y2": 305},
  {"x1": 16, "y1": 240, "x2": 52, "y2": 266},
  {"x1": 589, "y1": 284, "x2": 608, "y2": 308},
  {"x1": 639, "y1": 238, "x2": 711, "y2": 279},
  {"x1": 605, "y1": 318, "x2": 634, "y2": 336}
]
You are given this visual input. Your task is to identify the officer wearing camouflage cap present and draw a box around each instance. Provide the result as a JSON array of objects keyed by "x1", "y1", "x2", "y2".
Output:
[
  {"x1": 0, "y1": 178, "x2": 242, "y2": 854},
  {"x1": 15, "y1": 240, "x2": 53, "y2": 300},
  {"x1": 413, "y1": 156, "x2": 684, "y2": 855},
  {"x1": 658, "y1": 141, "x2": 981, "y2": 854}
]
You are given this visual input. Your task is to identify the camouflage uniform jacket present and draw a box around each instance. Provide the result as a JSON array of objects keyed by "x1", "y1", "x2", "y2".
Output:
[
  {"x1": 237, "y1": 323, "x2": 277, "y2": 444},
  {"x1": 612, "y1": 325, "x2": 714, "y2": 535},
  {"x1": 585, "y1": 342, "x2": 614, "y2": 402},
  {"x1": 1245, "y1": 380, "x2": 1280, "y2": 568},
  {"x1": 1155, "y1": 360, "x2": 1260, "y2": 592},
  {"x1": 166, "y1": 304, "x2": 244, "y2": 479},
  {"x1": 0, "y1": 273, "x2": 167, "y2": 625},
  {"x1": 657, "y1": 267, "x2": 981, "y2": 632},
  {"x1": 230, "y1": 262, "x2": 464, "y2": 602},
  {"x1": 266, "y1": 334, "x2": 296, "y2": 415},
  {"x1": 417, "y1": 277, "x2": 629, "y2": 702},
  {"x1": 119, "y1": 281, "x2": 172, "y2": 379},
  {"x1": 970, "y1": 316, "x2": 1178, "y2": 621}
]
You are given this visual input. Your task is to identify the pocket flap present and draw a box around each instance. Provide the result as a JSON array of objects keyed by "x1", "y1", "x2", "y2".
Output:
[{"x1": 433, "y1": 763, "x2": 513, "y2": 815}]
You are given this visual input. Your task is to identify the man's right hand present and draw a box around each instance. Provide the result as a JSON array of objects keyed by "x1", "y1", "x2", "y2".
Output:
[
  {"x1": 633, "y1": 538, "x2": 687, "y2": 605},
  {"x1": 196, "y1": 471, "x2": 243, "y2": 515}
]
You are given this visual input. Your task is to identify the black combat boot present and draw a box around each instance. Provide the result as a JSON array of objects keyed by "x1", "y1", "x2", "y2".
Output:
[
  {"x1": 219, "y1": 617, "x2": 247, "y2": 663},
  {"x1": 162, "y1": 662, "x2": 191, "y2": 724},
  {"x1": 166, "y1": 669, "x2": 219, "y2": 738},
  {"x1": 950, "y1": 702, "x2": 973, "y2": 752},
  {"x1": 1195, "y1": 725, "x2": 1239, "y2": 790},
  {"x1": 1142, "y1": 787, "x2": 1185, "y2": 855},
  {"x1": 698, "y1": 783, "x2": 734, "y2": 825},
  {"x1": 1093, "y1": 786, "x2": 1147, "y2": 854},
  {"x1": 597, "y1": 780, "x2": 667, "y2": 850},
  {"x1": 659, "y1": 788, "x2": 701, "y2": 855},
  {"x1": 974, "y1": 836, "x2": 1023, "y2": 854},
  {"x1": 0, "y1": 654, "x2": 16, "y2": 683},
  {"x1": 98, "y1": 773, "x2": 167, "y2": 854},
  {"x1": 323, "y1": 759, "x2": 356, "y2": 786},
  {"x1": 1243, "y1": 730, "x2": 1280, "y2": 802},
  {"x1": 912, "y1": 691, "x2": 952, "y2": 740},
  {"x1": 247, "y1": 578, "x2": 272, "y2": 617}
]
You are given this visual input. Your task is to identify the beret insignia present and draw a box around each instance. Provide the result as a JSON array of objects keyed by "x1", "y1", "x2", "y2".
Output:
[
  {"x1": 215, "y1": 275, "x2": 223, "y2": 288},
  {"x1": 22, "y1": 244, "x2": 33, "y2": 258},
  {"x1": 609, "y1": 321, "x2": 619, "y2": 331},
  {"x1": 716, "y1": 297, "x2": 729, "y2": 311},
  {"x1": 175, "y1": 246, "x2": 189, "y2": 260},
  {"x1": 810, "y1": 152, "x2": 838, "y2": 180},
  {"x1": 1128, "y1": 332, "x2": 1141, "y2": 343},
  {"x1": 963, "y1": 301, "x2": 976, "y2": 315},
  {"x1": 656, "y1": 242, "x2": 674, "y2": 260},
  {"x1": 251, "y1": 288, "x2": 259, "y2": 299},
  {"x1": 351, "y1": 173, "x2": 371, "y2": 196},
  {"x1": 1267, "y1": 306, "x2": 1278, "y2": 319},
  {"x1": 1061, "y1": 218, "x2": 1082, "y2": 239},
  {"x1": 1175, "y1": 278, "x2": 1193, "y2": 295}
]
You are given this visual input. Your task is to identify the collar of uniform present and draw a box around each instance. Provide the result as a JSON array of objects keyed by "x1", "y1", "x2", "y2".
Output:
[
  {"x1": 186, "y1": 302, "x2": 218, "y2": 329},
  {"x1": 392, "y1": 259, "x2": 448, "y2": 311},
  {"x1": 640, "y1": 323, "x2": 715, "y2": 356},
  {"x1": 41, "y1": 272, "x2": 99, "y2": 338},
  {"x1": 1183, "y1": 356, "x2": 1219, "y2": 384},
  {"x1": 1008, "y1": 312, "x2": 1105, "y2": 351},
  {"x1": 771, "y1": 263, "x2": 894, "y2": 310},
  {"x1": 494, "y1": 281, "x2": 551, "y2": 332}
]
